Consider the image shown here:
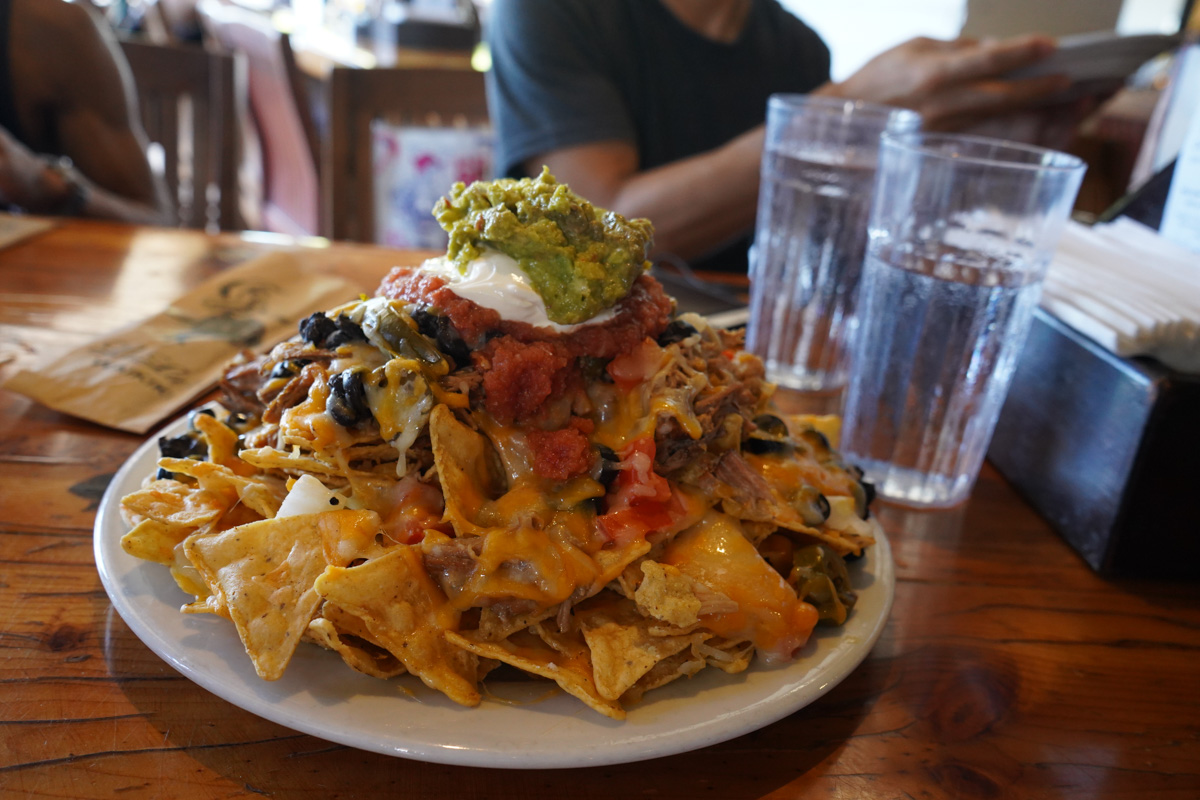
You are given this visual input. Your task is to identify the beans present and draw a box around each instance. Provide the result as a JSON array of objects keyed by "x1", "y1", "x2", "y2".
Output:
[
  {"x1": 158, "y1": 433, "x2": 206, "y2": 460},
  {"x1": 327, "y1": 369, "x2": 373, "y2": 428},
  {"x1": 299, "y1": 312, "x2": 366, "y2": 349}
]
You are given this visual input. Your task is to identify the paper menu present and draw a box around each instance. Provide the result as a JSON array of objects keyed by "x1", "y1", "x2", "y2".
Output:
[
  {"x1": 1160, "y1": 100, "x2": 1200, "y2": 253},
  {"x1": 2, "y1": 251, "x2": 365, "y2": 433},
  {"x1": 0, "y1": 214, "x2": 55, "y2": 250}
]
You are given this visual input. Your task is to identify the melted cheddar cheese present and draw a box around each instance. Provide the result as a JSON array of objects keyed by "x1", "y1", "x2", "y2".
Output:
[{"x1": 663, "y1": 511, "x2": 818, "y2": 664}]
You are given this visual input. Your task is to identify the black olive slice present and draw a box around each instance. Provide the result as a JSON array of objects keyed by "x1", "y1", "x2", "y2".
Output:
[
  {"x1": 752, "y1": 414, "x2": 788, "y2": 438},
  {"x1": 325, "y1": 315, "x2": 368, "y2": 348},
  {"x1": 327, "y1": 369, "x2": 372, "y2": 428},
  {"x1": 411, "y1": 308, "x2": 471, "y2": 367},
  {"x1": 595, "y1": 443, "x2": 619, "y2": 487},
  {"x1": 791, "y1": 485, "x2": 831, "y2": 526},
  {"x1": 269, "y1": 360, "x2": 301, "y2": 379},
  {"x1": 299, "y1": 312, "x2": 337, "y2": 346},
  {"x1": 657, "y1": 319, "x2": 698, "y2": 346},
  {"x1": 743, "y1": 437, "x2": 792, "y2": 455}
]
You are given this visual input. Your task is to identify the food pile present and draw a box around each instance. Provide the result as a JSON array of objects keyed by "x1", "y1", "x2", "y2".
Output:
[{"x1": 120, "y1": 170, "x2": 876, "y2": 718}]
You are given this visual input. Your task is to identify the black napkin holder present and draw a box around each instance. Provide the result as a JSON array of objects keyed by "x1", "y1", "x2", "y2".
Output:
[{"x1": 988, "y1": 308, "x2": 1200, "y2": 578}]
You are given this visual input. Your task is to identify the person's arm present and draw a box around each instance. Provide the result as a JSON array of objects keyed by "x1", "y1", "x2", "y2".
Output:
[
  {"x1": 814, "y1": 34, "x2": 1071, "y2": 131},
  {"x1": 31, "y1": 1, "x2": 169, "y2": 224},
  {"x1": 526, "y1": 34, "x2": 1069, "y2": 263},
  {"x1": 530, "y1": 128, "x2": 764, "y2": 264}
]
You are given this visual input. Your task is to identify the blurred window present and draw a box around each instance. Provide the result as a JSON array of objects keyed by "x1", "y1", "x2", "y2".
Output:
[{"x1": 778, "y1": 0, "x2": 965, "y2": 81}]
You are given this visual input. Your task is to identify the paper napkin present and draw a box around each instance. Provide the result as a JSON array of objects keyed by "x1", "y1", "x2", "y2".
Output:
[{"x1": 1041, "y1": 218, "x2": 1200, "y2": 373}]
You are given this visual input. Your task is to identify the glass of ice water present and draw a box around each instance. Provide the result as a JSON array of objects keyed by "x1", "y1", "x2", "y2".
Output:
[
  {"x1": 746, "y1": 95, "x2": 920, "y2": 411},
  {"x1": 840, "y1": 133, "x2": 1086, "y2": 508}
]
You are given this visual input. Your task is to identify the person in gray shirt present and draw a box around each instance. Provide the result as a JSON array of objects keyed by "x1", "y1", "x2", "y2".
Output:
[{"x1": 488, "y1": 0, "x2": 1069, "y2": 272}]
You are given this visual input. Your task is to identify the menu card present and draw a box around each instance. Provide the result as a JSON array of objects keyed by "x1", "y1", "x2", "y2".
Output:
[
  {"x1": 1160, "y1": 101, "x2": 1200, "y2": 253},
  {"x1": 0, "y1": 213, "x2": 55, "y2": 250},
  {"x1": 3, "y1": 252, "x2": 364, "y2": 433}
]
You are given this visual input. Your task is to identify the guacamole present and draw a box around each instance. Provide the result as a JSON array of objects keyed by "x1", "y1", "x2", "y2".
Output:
[{"x1": 433, "y1": 168, "x2": 654, "y2": 325}]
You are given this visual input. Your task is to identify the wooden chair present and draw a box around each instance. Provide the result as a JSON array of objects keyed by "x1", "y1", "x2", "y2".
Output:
[
  {"x1": 326, "y1": 67, "x2": 488, "y2": 243},
  {"x1": 197, "y1": 0, "x2": 322, "y2": 236},
  {"x1": 119, "y1": 39, "x2": 244, "y2": 231}
]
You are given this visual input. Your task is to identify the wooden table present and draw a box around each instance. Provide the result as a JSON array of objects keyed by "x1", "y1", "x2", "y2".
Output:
[{"x1": 2, "y1": 220, "x2": 1198, "y2": 799}]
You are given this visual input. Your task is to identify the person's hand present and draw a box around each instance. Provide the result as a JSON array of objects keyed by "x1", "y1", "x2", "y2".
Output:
[
  {"x1": 0, "y1": 125, "x2": 78, "y2": 214},
  {"x1": 823, "y1": 35, "x2": 1072, "y2": 131}
]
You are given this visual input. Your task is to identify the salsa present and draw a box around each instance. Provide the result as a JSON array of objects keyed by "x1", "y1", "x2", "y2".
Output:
[
  {"x1": 377, "y1": 267, "x2": 674, "y2": 424},
  {"x1": 433, "y1": 168, "x2": 654, "y2": 325}
]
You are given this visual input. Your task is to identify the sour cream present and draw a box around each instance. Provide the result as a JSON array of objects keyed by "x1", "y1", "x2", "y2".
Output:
[{"x1": 417, "y1": 250, "x2": 618, "y2": 332}]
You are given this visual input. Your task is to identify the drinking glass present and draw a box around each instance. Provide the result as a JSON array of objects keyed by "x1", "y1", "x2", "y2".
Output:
[
  {"x1": 840, "y1": 132, "x2": 1086, "y2": 508},
  {"x1": 746, "y1": 95, "x2": 921, "y2": 405}
]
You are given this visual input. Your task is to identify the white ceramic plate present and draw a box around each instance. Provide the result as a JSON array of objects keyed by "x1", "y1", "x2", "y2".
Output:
[{"x1": 95, "y1": 415, "x2": 895, "y2": 769}]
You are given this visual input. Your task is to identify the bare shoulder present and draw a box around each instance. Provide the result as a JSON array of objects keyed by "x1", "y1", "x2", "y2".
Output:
[
  {"x1": 21, "y1": 0, "x2": 130, "y2": 111},
  {"x1": 19, "y1": 0, "x2": 101, "y2": 42},
  {"x1": 19, "y1": 0, "x2": 121, "y2": 84}
]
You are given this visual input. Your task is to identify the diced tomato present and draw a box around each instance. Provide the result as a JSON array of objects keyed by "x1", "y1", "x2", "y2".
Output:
[
  {"x1": 605, "y1": 338, "x2": 665, "y2": 393},
  {"x1": 596, "y1": 437, "x2": 680, "y2": 546},
  {"x1": 381, "y1": 477, "x2": 449, "y2": 544},
  {"x1": 612, "y1": 437, "x2": 671, "y2": 504}
]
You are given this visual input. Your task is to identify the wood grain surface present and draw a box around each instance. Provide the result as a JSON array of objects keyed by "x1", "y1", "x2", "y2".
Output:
[{"x1": 1, "y1": 221, "x2": 1197, "y2": 800}]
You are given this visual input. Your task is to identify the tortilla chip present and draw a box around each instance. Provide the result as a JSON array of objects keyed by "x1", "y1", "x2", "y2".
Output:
[
  {"x1": 475, "y1": 604, "x2": 557, "y2": 642},
  {"x1": 184, "y1": 511, "x2": 362, "y2": 680},
  {"x1": 818, "y1": 496, "x2": 879, "y2": 555},
  {"x1": 176, "y1": 562, "x2": 227, "y2": 616},
  {"x1": 240, "y1": 446, "x2": 396, "y2": 479},
  {"x1": 192, "y1": 412, "x2": 257, "y2": 477},
  {"x1": 575, "y1": 594, "x2": 710, "y2": 701},
  {"x1": 210, "y1": 502, "x2": 266, "y2": 532},
  {"x1": 620, "y1": 647, "x2": 707, "y2": 705},
  {"x1": 634, "y1": 561, "x2": 702, "y2": 629},
  {"x1": 121, "y1": 479, "x2": 228, "y2": 529},
  {"x1": 446, "y1": 628, "x2": 624, "y2": 720},
  {"x1": 428, "y1": 405, "x2": 504, "y2": 536},
  {"x1": 307, "y1": 609, "x2": 407, "y2": 679},
  {"x1": 314, "y1": 508, "x2": 386, "y2": 565},
  {"x1": 277, "y1": 378, "x2": 388, "y2": 457},
  {"x1": 121, "y1": 518, "x2": 188, "y2": 565},
  {"x1": 159, "y1": 457, "x2": 286, "y2": 519},
  {"x1": 466, "y1": 526, "x2": 600, "y2": 609},
  {"x1": 314, "y1": 547, "x2": 481, "y2": 707},
  {"x1": 593, "y1": 540, "x2": 653, "y2": 592},
  {"x1": 530, "y1": 620, "x2": 589, "y2": 659},
  {"x1": 695, "y1": 637, "x2": 756, "y2": 674}
]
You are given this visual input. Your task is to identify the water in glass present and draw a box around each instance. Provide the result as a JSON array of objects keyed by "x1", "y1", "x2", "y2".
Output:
[
  {"x1": 747, "y1": 149, "x2": 876, "y2": 392},
  {"x1": 840, "y1": 239, "x2": 1043, "y2": 507}
]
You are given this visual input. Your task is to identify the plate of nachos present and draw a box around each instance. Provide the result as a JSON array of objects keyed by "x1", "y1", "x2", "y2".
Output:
[{"x1": 95, "y1": 171, "x2": 894, "y2": 768}]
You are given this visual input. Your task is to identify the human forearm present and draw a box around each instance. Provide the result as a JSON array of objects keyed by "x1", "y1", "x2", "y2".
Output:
[
  {"x1": 809, "y1": 35, "x2": 1070, "y2": 131},
  {"x1": 39, "y1": 156, "x2": 171, "y2": 225},
  {"x1": 533, "y1": 125, "x2": 765, "y2": 263},
  {"x1": 609, "y1": 126, "x2": 764, "y2": 261}
]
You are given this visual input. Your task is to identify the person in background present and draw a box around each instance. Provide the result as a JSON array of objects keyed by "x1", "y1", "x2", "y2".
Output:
[
  {"x1": 0, "y1": 0, "x2": 170, "y2": 224},
  {"x1": 487, "y1": 0, "x2": 1073, "y2": 272}
]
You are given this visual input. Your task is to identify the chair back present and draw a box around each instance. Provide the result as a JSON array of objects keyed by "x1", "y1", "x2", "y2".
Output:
[
  {"x1": 119, "y1": 39, "x2": 243, "y2": 230},
  {"x1": 326, "y1": 67, "x2": 489, "y2": 244},
  {"x1": 197, "y1": 0, "x2": 321, "y2": 236}
]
